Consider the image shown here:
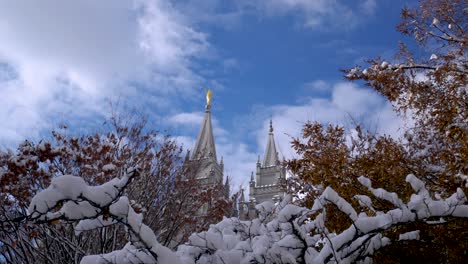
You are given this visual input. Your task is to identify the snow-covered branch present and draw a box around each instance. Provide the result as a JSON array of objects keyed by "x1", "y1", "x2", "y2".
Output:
[
  {"x1": 28, "y1": 168, "x2": 137, "y2": 223},
  {"x1": 27, "y1": 172, "x2": 467, "y2": 264},
  {"x1": 178, "y1": 174, "x2": 468, "y2": 264},
  {"x1": 28, "y1": 168, "x2": 179, "y2": 263}
]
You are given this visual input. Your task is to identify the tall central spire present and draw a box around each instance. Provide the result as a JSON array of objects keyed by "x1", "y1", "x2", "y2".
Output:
[
  {"x1": 192, "y1": 89, "x2": 217, "y2": 160},
  {"x1": 263, "y1": 119, "x2": 279, "y2": 167}
]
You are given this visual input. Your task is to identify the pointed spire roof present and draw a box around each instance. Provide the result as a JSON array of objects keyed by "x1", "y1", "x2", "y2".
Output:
[
  {"x1": 191, "y1": 95, "x2": 217, "y2": 160},
  {"x1": 240, "y1": 188, "x2": 245, "y2": 203},
  {"x1": 263, "y1": 119, "x2": 279, "y2": 167},
  {"x1": 224, "y1": 175, "x2": 230, "y2": 198}
]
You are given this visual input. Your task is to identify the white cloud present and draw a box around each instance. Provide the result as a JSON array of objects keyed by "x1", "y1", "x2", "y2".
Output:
[
  {"x1": 161, "y1": 0, "x2": 378, "y2": 33},
  {"x1": 218, "y1": 142, "x2": 257, "y2": 192},
  {"x1": 169, "y1": 112, "x2": 205, "y2": 126},
  {"x1": 0, "y1": 0, "x2": 210, "y2": 145},
  {"x1": 237, "y1": 0, "x2": 378, "y2": 30},
  {"x1": 137, "y1": 0, "x2": 210, "y2": 90},
  {"x1": 361, "y1": 0, "x2": 377, "y2": 15},
  {"x1": 168, "y1": 110, "x2": 228, "y2": 137},
  {"x1": 303, "y1": 80, "x2": 330, "y2": 94},
  {"x1": 173, "y1": 136, "x2": 197, "y2": 152},
  {"x1": 222, "y1": 58, "x2": 240, "y2": 73},
  {"x1": 254, "y1": 82, "x2": 407, "y2": 163},
  {"x1": 172, "y1": 0, "x2": 245, "y2": 30}
]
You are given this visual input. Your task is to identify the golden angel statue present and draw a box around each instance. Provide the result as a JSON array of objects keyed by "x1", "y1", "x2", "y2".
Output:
[{"x1": 206, "y1": 89, "x2": 212, "y2": 107}]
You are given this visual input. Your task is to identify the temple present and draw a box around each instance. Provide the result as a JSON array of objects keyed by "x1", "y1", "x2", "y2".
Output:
[
  {"x1": 190, "y1": 92, "x2": 223, "y2": 185},
  {"x1": 238, "y1": 119, "x2": 286, "y2": 220},
  {"x1": 189, "y1": 90, "x2": 286, "y2": 219},
  {"x1": 188, "y1": 90, "x2": 226, "y2": 214}
]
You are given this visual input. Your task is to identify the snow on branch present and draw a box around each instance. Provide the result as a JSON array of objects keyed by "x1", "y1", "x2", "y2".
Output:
[
  {"x1": 27, "y1": 173, "x2": 467, "y2": 264},
  {"x1": 346, "y1": 61, "x2": 468, "y2": 79},
  {"x1": 28, "y1": 168, "x2": 137, "y2": 222},
  {"x1": 179, "y1": 174, "x2": 468, "y2": 264},
  {"x1": 28, "y1": 168, "x2": 180, "y2": 264}
]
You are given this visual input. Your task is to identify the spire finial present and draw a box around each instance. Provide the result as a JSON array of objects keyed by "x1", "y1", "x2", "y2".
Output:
[
  {"x1": 205, "y1": 88, "x2": 212, "y2": 111},
  {"x1": 263, "y1": 117, "x2": 279, "y2": 167}
]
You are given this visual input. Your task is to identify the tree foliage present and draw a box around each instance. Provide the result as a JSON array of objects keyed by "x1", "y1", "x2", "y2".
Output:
[
  {"x1": 0, "y1": 113, "x2": 230, "y2": 263},
  {"x1": 287, "y1": 0, "x2": 467, "y2": 262},
  {"x1": 345, "y1": 0, "x2": 467, "y2": 191},
  {"x1": 18, "y1": 169, "x2": 468, "y2": 264}
]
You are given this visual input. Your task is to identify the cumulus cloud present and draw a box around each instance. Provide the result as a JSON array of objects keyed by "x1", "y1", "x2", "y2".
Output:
[
  {"x1": 303, "y1": 80, "x2": 331, "y2": 95},
  {"x1": 169, "y1": 112, "x2": 205, "y2": 126},
  {"x1": 0, "y1": 0, "x2": 210, "y2": 145},
  {"x1": 255, "y1": 82, "x2": 407, "y2": 162}
]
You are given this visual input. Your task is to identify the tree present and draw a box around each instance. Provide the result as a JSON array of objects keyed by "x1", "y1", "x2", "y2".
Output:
[
  {"x1": 23, "y1": 168, "x2": 468, "y2": 264},
  {"x1": 345, "y1": 0, "x2": 467, "y2": 192},
  {"x1": 0, "y1": 112, "x2": 231, "y2": 263},
  {"x1": 287, "y1": 0, "x2": 467, "y2": 262}
]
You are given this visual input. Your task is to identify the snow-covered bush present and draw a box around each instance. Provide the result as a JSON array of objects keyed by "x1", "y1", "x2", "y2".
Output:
[
  {"x1": 177, "y1": 174, "x2": 467, "y2": 264},
  {"x1": 28, "y1": 168, "x2": 180, "y2": 264},
  {"x1": 27, "y1": 170, "x2": 467, "y2": 264}
]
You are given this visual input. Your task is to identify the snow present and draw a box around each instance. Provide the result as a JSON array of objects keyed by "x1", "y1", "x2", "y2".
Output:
[
  {"x1": 28, "y1": 175, "x2": 85, "y2": 217},
  {"x1": 346, "y1": 66, "x2": 360, "y2": 78},
  {"x1": 355, "y1": 195, "x2": 374, "y2": 212},
  {"x1": 37, "y1": 141, "x2": 47, "y2": 151},
  {"x1": 80, "y1": 243, "x2": 156, "y2": 264},
  {"x1": 380, "y1": 61, "x2": 389, "y2": 69},
  {"x1": 399, "y1": 230, "x2": 420, "y2": 241},
  {"x1": 358, "y1": 176, "x2": 404, "y2": 208},
  {"x1": 277, "y1": 204, "x2": 308, "y2": 222},
  {"x1": 102, "y1": 163, "x2": 117, "y2": 172},
  {"x1": 27, "y1": 171, "x2": 468, "y2": 264},
  {"x1": 321, "y1": 187, "x2": 358, "y2": 221},
  {"x1": 28, "y1": 168, "x2": 136, "y2": 222}
]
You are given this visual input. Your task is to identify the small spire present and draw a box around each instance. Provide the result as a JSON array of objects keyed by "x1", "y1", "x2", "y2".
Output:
[
  {"x1": 224, "y1": 175, "x2": 230, "y2": 198},
  {"x1": 257, "y1": 155, "x2": 260, "y2": 164},
  {"x1": 192, "y1": 91, "x2": 217, "y2": 160},
  {"x1": 250, "y1": 171, "x2": 254, "y2": 182},
  {"x1": 220, "y1": 156, "x2": 224, "y2": 165},
  {"x1": 263, "y1": 118, "x2": 279, "y2": 167},
  {"x1": 240, "y1": 188, "x2": 245, "y2": 202}
]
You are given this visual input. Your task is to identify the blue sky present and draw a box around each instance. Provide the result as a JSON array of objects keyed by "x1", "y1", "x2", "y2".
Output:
[{"x1": 0, "y1": 0, "x2": 415, "y2": 189}]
